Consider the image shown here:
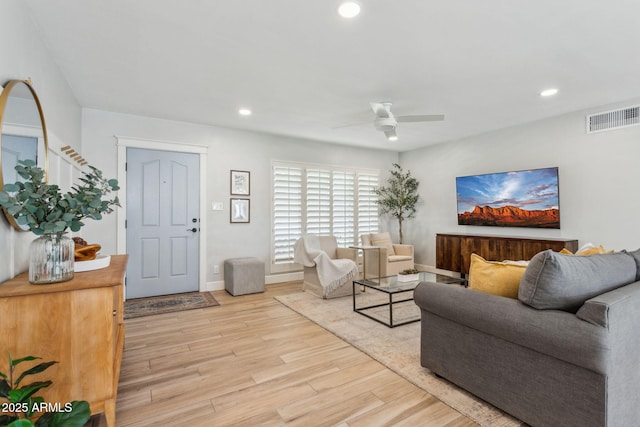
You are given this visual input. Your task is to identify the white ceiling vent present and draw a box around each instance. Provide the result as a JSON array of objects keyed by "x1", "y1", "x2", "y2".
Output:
[{"x1": 586, "y1": 105, "x2": 640, "y2": 133}]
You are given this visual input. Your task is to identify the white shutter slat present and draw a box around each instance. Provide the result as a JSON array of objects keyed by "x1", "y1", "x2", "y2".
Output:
[
  {"x1": 272, "y1": 166, "x2": 303, "y2": 264},
  {"x1": 333, "y1": 171, "x2": 355, "y2": 247},
  {"x1": 306, "y1": 169, "x2": 331, "y2": 236},
  {"x1": 357, "y1": 173, "x2": 379, "y2": 239}
]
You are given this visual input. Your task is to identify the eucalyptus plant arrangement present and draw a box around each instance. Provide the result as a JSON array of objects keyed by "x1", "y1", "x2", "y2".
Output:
[
  {"x1": 0, "y1": 352, "x2": 90, "y2": 427},
  {"x1": 0, "y1": 160, "x2": 119, "y2": 235},
  {"x1": 374, "y1": 163, "x2": 420, "y2": 244}
]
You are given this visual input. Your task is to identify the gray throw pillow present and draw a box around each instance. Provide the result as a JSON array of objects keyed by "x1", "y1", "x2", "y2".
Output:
[{"x1": 518, "y1": 250, "x2": 637, "y2": 312}]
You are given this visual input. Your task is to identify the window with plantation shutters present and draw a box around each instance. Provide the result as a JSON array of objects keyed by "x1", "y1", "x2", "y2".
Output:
[
  {"x1": 271, "y1": 161, "x2": 379, "y2": 271},
  {"x1": 306, "y1": 169, "x2": 331, "y2": 236},
  {"x1": 272, "y1": 165, "x2": 302, "y2": 265},
  {"x1": 357, "y1": 173, "x2": 379, "y2": 239},
  {"x1": 332, "y1": 170, "x2": 355, "y2": 248}
]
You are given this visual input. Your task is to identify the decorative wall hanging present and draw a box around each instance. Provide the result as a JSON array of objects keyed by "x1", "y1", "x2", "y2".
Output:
[
  {"x1": 230, "y1": 198, "x2": 250, "y2": 223},
  {"x1": 230, "y1": 170, "x2": 250, "y2": 196}
]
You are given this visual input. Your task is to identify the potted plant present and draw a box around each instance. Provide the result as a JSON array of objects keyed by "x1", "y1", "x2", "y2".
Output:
[
  {"x1": 374, "y1": 163, "x2": 419, "y2": 244},
  {"x1": 0, "y1": 160, "x2": 119, "y2": 284},
  {"x1": 0, "y1": 352, "x2": 91, "y2": 427},
  {"x1": 397, "y1": 268, "x2": 420, "y2": 282}
]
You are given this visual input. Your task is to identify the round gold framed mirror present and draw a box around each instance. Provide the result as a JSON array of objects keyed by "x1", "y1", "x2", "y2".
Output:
[{"x1": 0, "y1": 79, "x2": 50, "y2": 231}]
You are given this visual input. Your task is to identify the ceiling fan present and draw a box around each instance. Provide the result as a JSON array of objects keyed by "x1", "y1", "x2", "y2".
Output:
[{"x1": 369, "y1": 101, "x2": 444, "y2": 141}]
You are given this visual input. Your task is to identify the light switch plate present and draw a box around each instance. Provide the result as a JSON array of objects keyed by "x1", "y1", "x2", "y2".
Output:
[{"x1": 212, "y1": 202, "x2": 223, "y2": 211}]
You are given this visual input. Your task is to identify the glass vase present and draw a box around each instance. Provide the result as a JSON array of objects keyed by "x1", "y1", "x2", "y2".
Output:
[{"x1": 29, "y1": 232, "x2": 75, "y2": 284}]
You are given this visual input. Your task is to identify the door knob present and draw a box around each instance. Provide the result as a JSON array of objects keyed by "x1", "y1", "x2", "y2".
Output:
[{"x1": 187, "y1": 228, "x2": 198, "y2": 233}]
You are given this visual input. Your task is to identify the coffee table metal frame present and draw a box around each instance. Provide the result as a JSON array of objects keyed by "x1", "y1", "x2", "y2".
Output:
[
  {"x1": 349, "y1": 245, "x2": 382, "y2": 284},
  {"x1": 352, "y1": 272, "x2": 464, "y2": 328}
]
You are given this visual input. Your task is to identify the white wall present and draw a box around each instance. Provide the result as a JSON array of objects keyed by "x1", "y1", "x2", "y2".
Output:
[
  {"x1": 400, "y1": 97, "x2": 640, "y2": 267},
  {"x1": 0, "y1": 0, "x2": 82, "y2": 282},
  {"x1": 80, "y1": 109, "x2": 398, "y2": 285},
  {"x1": 5, "y1": 0, "x2": 639, "y2": 283}
]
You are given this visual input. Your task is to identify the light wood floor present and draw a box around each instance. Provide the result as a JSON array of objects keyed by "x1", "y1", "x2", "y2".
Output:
[{"x1": 115, "y1": 282, "x2": 479, "y2": 427}]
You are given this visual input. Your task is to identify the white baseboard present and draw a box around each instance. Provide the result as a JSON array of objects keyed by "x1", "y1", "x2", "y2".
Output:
[
  {"x1": 266, "y1": 271, "x2": 303, "y2": 284},
  {"x1": 202, "y1": 280, "x2": 225, "y2": 292},
  {"x1": 203, "y1": 271, "x2": 303, "y2": 293}
]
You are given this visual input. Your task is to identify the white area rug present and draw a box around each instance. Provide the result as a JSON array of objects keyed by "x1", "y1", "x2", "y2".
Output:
[{"x1": 275, "y1": 291, "x2": 522, "y2": 427}]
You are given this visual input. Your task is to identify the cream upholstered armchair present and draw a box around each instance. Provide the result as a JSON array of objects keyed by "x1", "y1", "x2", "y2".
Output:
[
  {"x1": 360, "y1": 232, "x2": 414, "y2": 277},
  {"x1": 302, "y1": 236, "x2": 359, "y2": 299}
]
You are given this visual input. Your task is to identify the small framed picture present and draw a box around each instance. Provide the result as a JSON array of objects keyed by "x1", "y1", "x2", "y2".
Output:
[
  {"x1": 230, "y1": 170, "x2": 250, "y2": 196},
  {"x1": 230, "y1": 198, "x2": 250, "y2": 223}
]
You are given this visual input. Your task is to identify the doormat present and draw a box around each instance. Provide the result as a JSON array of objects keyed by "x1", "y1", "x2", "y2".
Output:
[{"x1": 124, "y1": 291, "x2": 220, "y2": 319}]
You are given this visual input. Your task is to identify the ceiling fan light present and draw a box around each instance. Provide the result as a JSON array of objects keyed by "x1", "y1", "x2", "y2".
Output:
[
  {"x1": 384, "y1": 128, "x2": 398, "y2": 141},
  {"x1": 338, "y1": 2, "x2": 361, "y2": 18},
  {"x1": 374, "y1": 117, "x2": 396, "y2": 131}
]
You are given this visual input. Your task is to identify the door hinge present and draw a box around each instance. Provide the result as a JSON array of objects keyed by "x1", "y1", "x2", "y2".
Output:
[
  {"x1": 125, "y1": 219, "x2": 127, "y2": 228},
  {"x1": 125, "y1": 162, "x2": 127, "y2": 172}
]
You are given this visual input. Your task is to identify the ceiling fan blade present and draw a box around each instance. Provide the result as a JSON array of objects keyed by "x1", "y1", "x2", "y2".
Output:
[
  {"x1": 384, "y1": 128, "x2": 398, "y2": 140},
  {"x1": 331, "y1": 121, "x2": 370, "y2": 129},
  {"x1": 370, "y1": 102, "x2": 391, "y2": 118},
  {"x1": 396, "y1": 114, "x2": 445, "y2": 123}
]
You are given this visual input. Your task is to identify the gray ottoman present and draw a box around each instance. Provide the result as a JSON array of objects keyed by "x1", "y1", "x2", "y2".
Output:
[{"x1": 224, "y1": 257, "x2": 265, "y2": 296}]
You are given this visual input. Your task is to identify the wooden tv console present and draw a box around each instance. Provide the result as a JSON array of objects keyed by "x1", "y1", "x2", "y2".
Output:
[
  {"x1": 0, "y1": 255, "x2": 128, "y2": 427},
  {"x1": 436, "y1": 233, "x2": 578, "y2": 275}
]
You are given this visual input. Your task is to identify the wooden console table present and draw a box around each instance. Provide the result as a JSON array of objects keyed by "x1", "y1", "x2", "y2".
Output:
[
  {"x1": 0, "y1": 255, "x2": 128, "y2": 427},
  {"x1": 436, "y1": 233, "x2": 578, "y2": 275}
]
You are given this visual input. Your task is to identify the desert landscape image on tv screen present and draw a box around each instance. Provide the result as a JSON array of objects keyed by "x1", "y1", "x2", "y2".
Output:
[{"x1": 456, "y1": 167, "x2": 560, "y2": 229}]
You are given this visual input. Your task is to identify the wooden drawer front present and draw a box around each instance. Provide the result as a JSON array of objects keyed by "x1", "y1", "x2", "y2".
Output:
[
  {"x1": 0, "y1": 286, "x2": 116, "y2": 404},
  {"x1": 436, "y1": 234, "x2": 461, "y2": 272}
]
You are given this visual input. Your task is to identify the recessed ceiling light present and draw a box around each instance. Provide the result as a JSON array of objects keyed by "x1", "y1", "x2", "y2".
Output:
[
  {"x1": 540, "y1": 88, "x2": 559, "y2": 97},
  {"x1": 238, "y1": 108, "x2": 252, "y2": 116},
  {"x1": 338, "y1": 2, "x2": 361, "y2": 18}
]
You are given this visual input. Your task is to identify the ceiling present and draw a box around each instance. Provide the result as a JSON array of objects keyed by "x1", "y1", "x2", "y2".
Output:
[{"x1": 23, "y1": 0, "x2": 640, "y2": 152}]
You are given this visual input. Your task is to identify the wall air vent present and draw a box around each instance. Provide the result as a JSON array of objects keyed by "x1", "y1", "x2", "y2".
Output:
[{"x1": 586, "y1": 105, "x2": 640, "y2": 134}]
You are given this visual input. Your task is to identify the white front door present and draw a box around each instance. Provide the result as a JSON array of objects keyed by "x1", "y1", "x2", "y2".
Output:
[{"x1": 126, "y1": 148, "x2": 200, "y2": 298}]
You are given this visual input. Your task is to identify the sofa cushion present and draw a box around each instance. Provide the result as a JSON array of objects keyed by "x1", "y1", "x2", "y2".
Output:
[
  {"x1": 468, "y1": 254, "x2": 526, "y2": 299},
  {"x1": 518, "y1": 250, "x2": 637, "y2": 312},
  {"x1": 370, "y1": 232, "x2": 395, "y2": 256},
  {"x1": 388, "y1": 255, "x2": 412, "y2": 262},
  {"x1": 576, "y1": 281, "x2": 640, "y2": 328},
  {"x1": 415, "y1": 281, "x2": 612, "y2": 374},
  {"x1": 623, "y1": 248, "x2": 640, "y2": 281}
]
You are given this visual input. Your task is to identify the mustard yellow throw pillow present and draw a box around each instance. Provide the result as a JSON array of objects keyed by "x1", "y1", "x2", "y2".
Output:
[
  {"x1": 468, "y1": 253, "x2": 527, "y2": 299},
  {"x1": 560, "y1": 244, "x2": 613, "y2": 256},
  {"x1": 577, "y1": 245, "x2": 612, "y2": 255}
]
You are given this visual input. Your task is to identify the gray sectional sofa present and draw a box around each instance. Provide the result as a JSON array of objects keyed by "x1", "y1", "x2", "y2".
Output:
[{"x1": 414, "y1": 249, "x2": 640, "y2": 427}]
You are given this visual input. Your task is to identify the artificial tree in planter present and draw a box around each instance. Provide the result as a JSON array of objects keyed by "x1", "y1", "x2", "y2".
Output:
[
  {"x1": 0, "y1": 160, "x2": 119, "y2": 284},
  {"x1": 374, "y1": 163, "x2": 419, "y2": 244}
]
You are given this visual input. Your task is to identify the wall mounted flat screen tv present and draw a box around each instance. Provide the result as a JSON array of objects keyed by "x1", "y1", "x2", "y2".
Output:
[{"x1": 456, "y1": 167, "x2": 560, "y2": 228}]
